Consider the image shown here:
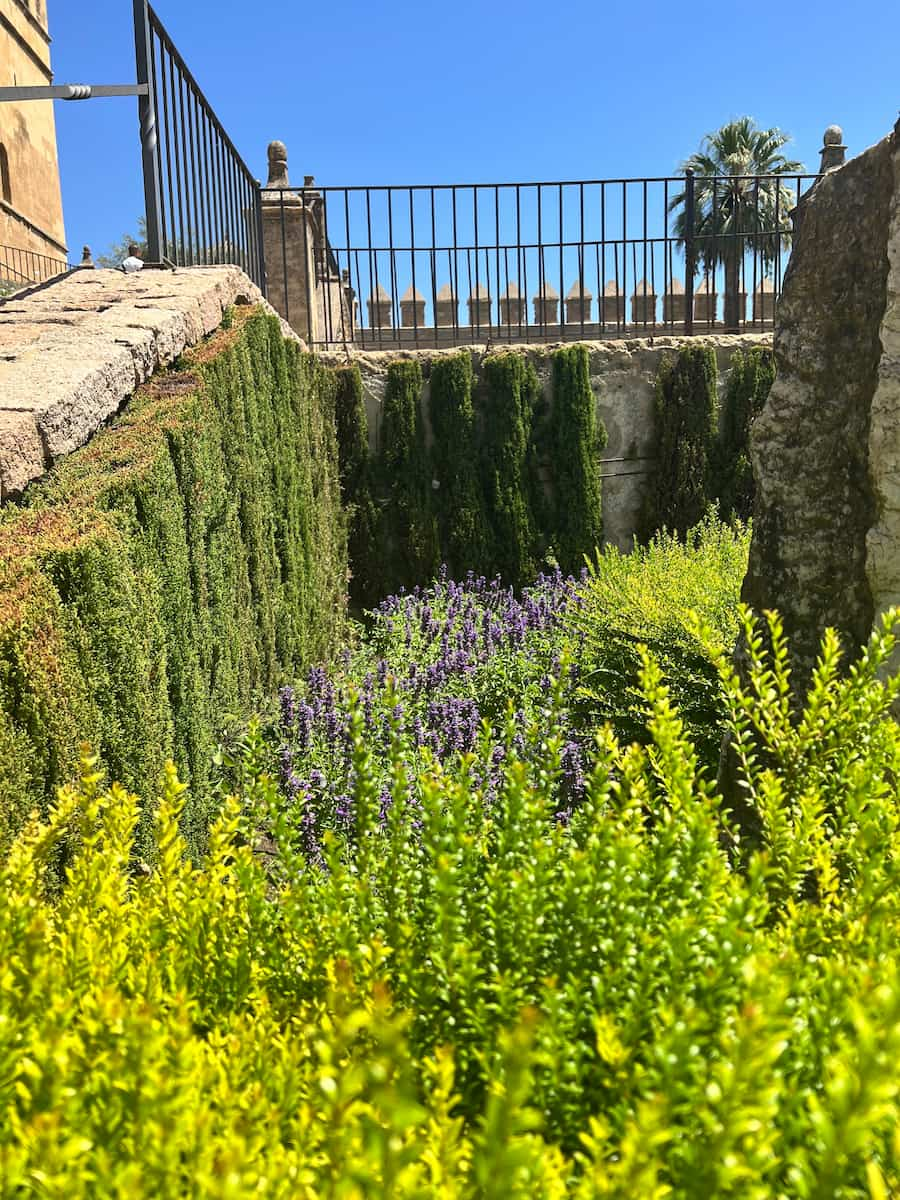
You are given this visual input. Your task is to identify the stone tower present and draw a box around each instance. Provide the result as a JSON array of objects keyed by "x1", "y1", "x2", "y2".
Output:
[{"x1": 0, "y1": 0, "x2": 68, "y2": 280}]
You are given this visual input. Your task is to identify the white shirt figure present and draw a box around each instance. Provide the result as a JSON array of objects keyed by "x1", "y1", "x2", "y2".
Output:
[{"x1": 122, "y1": 244, "x2": 144, "y2": 273}]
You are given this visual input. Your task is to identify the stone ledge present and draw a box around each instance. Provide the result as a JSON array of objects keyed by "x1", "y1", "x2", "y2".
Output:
[{"x1": 0, "y1": 265, "x2": 299, "y2": 500}]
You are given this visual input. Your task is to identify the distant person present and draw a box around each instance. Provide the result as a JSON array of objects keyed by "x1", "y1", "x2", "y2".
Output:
[{"x1": 122, "y1": 243, "x2": 144, "y2": 273}]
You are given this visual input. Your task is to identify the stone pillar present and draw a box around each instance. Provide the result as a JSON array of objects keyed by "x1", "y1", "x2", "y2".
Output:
[
  {"x1": 260, "y1": 141, "x2": 318, "y2": 340},
  {"x1": 500, "y1": 282, "x2": 525, "y2": 325},
  {"x1": 600, "y1": 281, "x2": 624, "y2": 326},
  {"x1": 819, "y1": 124, "x2": 847, "y2": 174},
  {"x1": 662, "y1": 278, "x2": 685, "y2": 324},
  {"x1": 693, "y1": 274, "x2": 718, "y2": 324},
  {"x1": 467, "y1": 283, "x2": 492, "y2": 329},
  {"x1": 631, "y1": 279, "x2": 657, "y2": 325},
  {"x1": 532, "y1": 282, "x2": 559, "y2": 325},
  {"x1": 367, "y1": 284, "x2": 392, "y2": 329},
  {"x1": 400, "y1": 286, "x2": 426, "y2": 327},
  {"x1": 435, "y1": 284, "x2": 458, "y2": 326},
  {"x1": 742, "y1": 118, "x2": 899, "y2": 685},
  {"x1": 565, "y1": 280, "x2": 592, "y2": 323},
  {"x1": 752, "y1": 278, "x2": 776, "y2": 322}
]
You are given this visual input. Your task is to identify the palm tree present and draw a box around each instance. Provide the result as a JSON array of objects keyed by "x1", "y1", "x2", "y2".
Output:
[{"x1": 669, "y1": 118, "x2": 804, "y2": 331}]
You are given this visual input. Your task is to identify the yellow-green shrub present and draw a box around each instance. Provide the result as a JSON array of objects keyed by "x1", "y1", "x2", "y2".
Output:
[{"x1": 6, "y1": 607, "x2": 900, "y2": 1195}]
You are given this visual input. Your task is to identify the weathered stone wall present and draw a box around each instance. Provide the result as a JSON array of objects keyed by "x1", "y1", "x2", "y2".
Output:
[
  {"x1": 743, "y1": 121, "x2": 900, "y2": 678},
  {"x1": 322, "y1": 333, "x2": 769, "y2": 550},
  {"x1": 0, "y1": 265, "x2": 295, "y2": 501},
  {"x1": 0, "y1": 0, "x2": 67, "y2": 262}
]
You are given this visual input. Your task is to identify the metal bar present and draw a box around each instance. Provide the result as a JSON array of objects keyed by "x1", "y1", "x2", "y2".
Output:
[
  {"x1": 147, "y1": 4, "x2": 257, "y2": 185},
  {"x1": 0, "y1": 84, "x2": 149, "y2": 101},
  {"x1": 683, "y1": 168, "x2": 694, "y2": 335},
  {"x1": 429, "y1": 187, "x2": 438, "y2": 345},
  {"x1": 558, "y1": 182, "x2": 564, "y2": 338},
  {"x1": 409, "y1": 188, "x2": 418, "y2": 344},
  {"x1": 133, "y1": 0, "x2": 163, "y2": 262}
]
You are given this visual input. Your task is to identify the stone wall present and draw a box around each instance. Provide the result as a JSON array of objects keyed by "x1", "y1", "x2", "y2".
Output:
[
  {"x1": 0, "y1": 265, "x2": 294, "y2": 501},
  {"x1": 743, "y1": 119, "x2": 900, "y2": 678},
  {"x1": 0, "y1": 0, "x2": 67, "y2": 264},
  {"x1": 321, "y1": 332, "x2": 770, "y2": 551}
]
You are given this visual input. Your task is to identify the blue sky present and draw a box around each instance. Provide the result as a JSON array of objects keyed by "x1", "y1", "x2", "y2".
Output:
[{"x1": 49, "y1": 0, "x2": 899, "y2": 264}]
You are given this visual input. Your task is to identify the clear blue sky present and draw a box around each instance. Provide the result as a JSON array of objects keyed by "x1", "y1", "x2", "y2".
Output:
[{"x1": 49, "y1": 0, "x2": 899, "y2": 262}]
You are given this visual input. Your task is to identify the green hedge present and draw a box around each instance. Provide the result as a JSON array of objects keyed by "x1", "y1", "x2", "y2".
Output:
[
  {"x1": 0, "y1": 308, "x2": 346, "y2": 855},
  {"x1": 647, "y1": 344, "x2": 718, "y2": 537},
  {"x1": 344, "y1": 345, "x2": 607, "y2": 597}
]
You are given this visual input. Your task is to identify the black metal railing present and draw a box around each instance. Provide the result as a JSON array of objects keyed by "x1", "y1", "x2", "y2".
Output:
[
  {"x1": 133, "y1": 0, "x2": 265, "y2": 289},
  {"x1": 0, "y1": 243, "x2": 70, "y2": 290},
  {"x1": 263, "y1": 172, "x2": 818, "y2": 349}
]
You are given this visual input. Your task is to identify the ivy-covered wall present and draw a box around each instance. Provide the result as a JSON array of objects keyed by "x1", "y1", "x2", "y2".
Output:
[
  {"x1": 334, "y1": 344, "x2": 608, "y2": 605},
  {"x1": 0, "y1": 308, "x2": 347, "y2": 855},
  {"x1": 642, "y1": 342, "x2": 776, "y2": 537}
]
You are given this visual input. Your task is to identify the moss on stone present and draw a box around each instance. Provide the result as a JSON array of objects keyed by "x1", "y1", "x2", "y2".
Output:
[{"x1": 0, "y1": 308, "x2": 347, "y2": 856}]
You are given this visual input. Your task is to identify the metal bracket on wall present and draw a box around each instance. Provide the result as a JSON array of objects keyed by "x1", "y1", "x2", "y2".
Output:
[{"x1": 0, "y1": 84, "x2": 149, "y2": 102}]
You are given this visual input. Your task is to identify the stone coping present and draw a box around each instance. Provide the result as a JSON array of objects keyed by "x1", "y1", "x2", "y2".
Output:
[{"x1": 0, "y1": 265, "x2": 297, "y2": 502}]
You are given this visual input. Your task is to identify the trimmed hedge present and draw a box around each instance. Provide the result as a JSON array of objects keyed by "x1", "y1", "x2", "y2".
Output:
[
  {"x1": 0, "y1": 308, "x2": 347, "y2": 855},
  {"x1": 647, "y1": 344, "x2": 718, "y2": 536}
]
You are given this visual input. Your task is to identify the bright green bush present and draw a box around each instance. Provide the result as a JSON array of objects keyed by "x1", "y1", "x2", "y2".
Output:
[
  {"x1": 572, "y1": 512, "x2": 749, "y2": 766},
  {"x1": 6, "y1": 610, "x2": 900, "y2": 1194},
  {"x1": 0, "y1": 309, "x2": 347, "y2": 855}
]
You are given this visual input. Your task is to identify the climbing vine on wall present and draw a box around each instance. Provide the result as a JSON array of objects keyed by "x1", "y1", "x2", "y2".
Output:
[
  {"x1": 714, "y1": 346, "x2": 775, "y2": 522},
  {"x1": 428, "y1": 352, "x2": 488, "y2": 577},
  {"x1": 480, "y1": 353, "x2": 540, "y2": 588},
  {"x1": 648, "y1": 345, "x2": 718, "y2": 536},
  {"x1": 334, "y1": 366, "x2": 380, "y2": 608},
  {"x1": 547, "y1": 345, "x2": 606, "y2": 573},
  {"x1": 378, "y1": 359, "x2": 439, "y2": 590}
]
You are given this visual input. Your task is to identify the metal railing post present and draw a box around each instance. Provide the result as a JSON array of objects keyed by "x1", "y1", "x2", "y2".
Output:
[
  {"x1": 683, "y1": 168, "x2": 695, "y2": 335},
  {"x1": 133, "y1": 0, "x2": 164, "y2": 262},
  {"x1": 253, "y1": 182, "x2": 267, "y2": 296}
]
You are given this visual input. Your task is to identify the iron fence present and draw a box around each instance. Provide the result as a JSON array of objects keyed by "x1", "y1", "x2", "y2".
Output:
[
  {"x1": 0, "y1": 244, "x2": 70, "y2": 290},
  {"x1": 134, "y1": 0, "x2": 265, "y2": 288},
  {"x1": 264, "y1": 172, "x2": 818, "y2": 349}
]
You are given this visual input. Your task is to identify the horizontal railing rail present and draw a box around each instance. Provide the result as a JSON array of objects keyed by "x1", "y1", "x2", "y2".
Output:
[{"x1": 263, "y1": 171, "x2": 818, "y2": 348}]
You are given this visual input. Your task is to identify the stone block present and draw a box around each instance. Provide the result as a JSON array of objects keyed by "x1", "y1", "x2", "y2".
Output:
[{"x1": 0, "y1": 411, "x2": 45, "y2": 500}]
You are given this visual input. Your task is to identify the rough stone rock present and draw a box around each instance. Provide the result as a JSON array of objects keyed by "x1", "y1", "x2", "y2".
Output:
[
  {"x1": 0, "y1": 411, "x2": 45, "y2": 501},
  {"x1": 0, "y1": 266, "x2": 298, "y2": 497},
  {"x1": 742, "y1": 120, "x2": 899, "y2": 680}
]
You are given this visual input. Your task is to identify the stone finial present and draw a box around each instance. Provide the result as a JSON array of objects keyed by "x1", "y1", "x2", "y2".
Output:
[
  {"x1": 753, "y1": 276, "x2": 776, "y2": 322},
  {"x1": 500, "y1": 282, "x2": 525, "y2": 325},
  {"x1": 694, "y1": 273, "x2": 718, "y2": 323},
  {"x1": 79, "y1": 245, "x2": 94, "y2": 269},
  {"x1": 662, "y1": 277, "x2": 685, "y2": 324},
  {"x1": 819, "y1": 125, "x2": 847, "y2": 173},
  {"x1": 631, "y1": 279, "x2": 657, "y2": 325},
  {"x1": 467, "y1": 282, "x2": 492, "y2": 328},
  {"x1": 400, "y1": 285, "x2": 426, "y2": 328},
  {"x1": 601, "y1": 280, "x2": 625, "y2": 326},
  {"x1": 435, "y1": 283, "x2": 458, "y2": 326},
  {"x1": 565, "y1": 279, "x2": 593, "y2": 324},
  {"x1": 532, "y1": 281, "x2": 559, "y2": 325},
  {"x1": 266, "y1": 140, "x2": 290, "y2": 189},
  {"x1": 367, "y1": 283, "x2": 392, "y2": 329}
]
